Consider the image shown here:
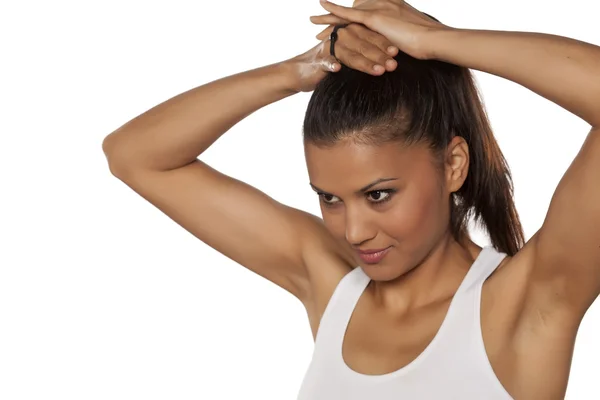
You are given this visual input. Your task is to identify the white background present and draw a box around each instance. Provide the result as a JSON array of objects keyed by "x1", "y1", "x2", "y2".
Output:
[{"x1": 1, "y1": 0, "x2": 599, "y2": 398}]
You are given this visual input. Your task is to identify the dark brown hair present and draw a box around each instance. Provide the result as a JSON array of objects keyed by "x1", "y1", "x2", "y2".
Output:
[{"x1": 302, "y1": 22, "x2": 525, "y2": 256}]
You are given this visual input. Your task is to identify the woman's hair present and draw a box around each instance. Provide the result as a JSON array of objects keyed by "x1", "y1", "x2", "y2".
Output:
[{"x1": 302, "y1": 18, "x2": 525, "y2": 257}]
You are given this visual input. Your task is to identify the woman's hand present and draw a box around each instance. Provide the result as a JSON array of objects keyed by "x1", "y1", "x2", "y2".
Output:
[
  {"x1": 310, "y1": 0, "x2": 450, "y2": 61},
  {"x1": 283, "y1": 22, "x2": 401, "y2": 93}
]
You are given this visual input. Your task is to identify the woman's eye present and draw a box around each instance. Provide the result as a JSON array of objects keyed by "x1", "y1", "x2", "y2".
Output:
[
  {"x1": 318, "y1": 189, "x2": 395, "y2": 207},
  {"x1": 367, "y1": 190, "x2": 394, "y2": 204},
  {"x1": 320, "y1": 193, "x2": 340, "y2": 206}
]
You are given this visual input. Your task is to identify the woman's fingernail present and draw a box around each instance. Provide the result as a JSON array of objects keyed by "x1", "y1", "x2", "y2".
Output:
[{"x1": 388, "y1": 46, "x2": 397, "y2": 53}]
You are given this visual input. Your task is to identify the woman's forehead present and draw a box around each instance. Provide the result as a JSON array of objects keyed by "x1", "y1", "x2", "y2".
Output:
[{"x1": 304, "y1": 141, "x2": 430, "y2": 177}]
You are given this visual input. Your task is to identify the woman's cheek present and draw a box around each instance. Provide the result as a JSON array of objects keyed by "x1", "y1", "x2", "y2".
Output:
[
  {"x1": 386, "y1": 195, "x2": 422, "y2": 236},
  {"x1": 388, "y1": 187, "x2": 437, "y2": 240}
]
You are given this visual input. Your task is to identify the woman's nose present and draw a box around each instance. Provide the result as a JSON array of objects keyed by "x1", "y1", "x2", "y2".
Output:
[{"x1": 344, "y1": 211, "x2": 376, "y2": 247}]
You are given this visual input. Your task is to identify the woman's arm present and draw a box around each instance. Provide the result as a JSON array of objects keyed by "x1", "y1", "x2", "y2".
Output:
[
  {"x1": 102, "y1": 62, "x2": 297, "y2": 172},
  {"x1": 426, "y1": 28, "x2": 600, "y2": 127}
]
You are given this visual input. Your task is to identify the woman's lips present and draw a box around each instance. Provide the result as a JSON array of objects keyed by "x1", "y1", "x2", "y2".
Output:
[{"x1": 356, "y1": 247, "x2": 391, "y2": 264}]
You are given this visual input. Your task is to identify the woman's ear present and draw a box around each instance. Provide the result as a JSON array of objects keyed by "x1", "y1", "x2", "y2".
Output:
[{"x1": 445, "y1": 136, "x2": 469, "y2": 194}]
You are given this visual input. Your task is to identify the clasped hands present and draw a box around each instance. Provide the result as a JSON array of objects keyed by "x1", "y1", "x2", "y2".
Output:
[{"x1": 309, "y1": 0, "x2": 449, "y2": 74}]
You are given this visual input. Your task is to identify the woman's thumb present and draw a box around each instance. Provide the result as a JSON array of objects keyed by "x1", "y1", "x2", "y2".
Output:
[
  {"x1": 323, "y1": 55, "x2": 341, "y2": 72},
  {"x1": 317, "y1": 37, "x2": 341, "y2": 71}
]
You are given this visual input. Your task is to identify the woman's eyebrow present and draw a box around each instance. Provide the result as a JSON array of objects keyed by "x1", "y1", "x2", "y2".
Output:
[{"x1": 309, "y1": 177, "x2": 399, "y2": 195}]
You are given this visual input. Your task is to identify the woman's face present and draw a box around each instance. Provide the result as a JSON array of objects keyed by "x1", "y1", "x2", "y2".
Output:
[{"x1": 304, "y1": 138, "x2": 465, "y2": 281}]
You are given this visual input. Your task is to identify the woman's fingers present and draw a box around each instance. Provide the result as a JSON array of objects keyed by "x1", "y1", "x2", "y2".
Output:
[
  {"x1": 318, "y1": 0, "x2": 370, "y2": 25},
  {"x1": 335, "y1": 44, "x2": 386, "y2": 74},
  {"x1": 309, "y1": 13, "x2": 348, "y2": 26},
  {"x1": 354, "y1": 25, "x2": 398, "y2": 57},
  {"x1": 316, "y1": 25, "x2": 334, "y2": 41},
  {"x1": 328, "y1": 26, "x2": 398, "y2": 75},
  {"x1": 316, "y1": 23, "x2": 397, "y2": 59}
]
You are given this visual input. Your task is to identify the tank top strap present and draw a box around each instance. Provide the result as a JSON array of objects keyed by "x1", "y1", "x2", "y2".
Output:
[
  {"x1": 312, "y1": 266, "x2": 371, "y2": 359},
  {"x1": 460, "y1": 245, "x2": 508, "y2": 292}
]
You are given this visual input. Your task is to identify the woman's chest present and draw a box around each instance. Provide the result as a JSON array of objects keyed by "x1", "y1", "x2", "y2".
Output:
[{"x1": 303, "y1": 258, "x2": 577, "y2": 399}]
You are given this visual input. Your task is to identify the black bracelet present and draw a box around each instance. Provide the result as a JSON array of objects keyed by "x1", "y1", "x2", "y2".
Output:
[{"x1": 330, "y1": 23, "x2": 350, "y2": 59}]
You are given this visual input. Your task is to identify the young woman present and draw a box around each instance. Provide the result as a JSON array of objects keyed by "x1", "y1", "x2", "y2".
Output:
[{"x1": 102, "y1": 1, "x2": 600, "y2": 398}]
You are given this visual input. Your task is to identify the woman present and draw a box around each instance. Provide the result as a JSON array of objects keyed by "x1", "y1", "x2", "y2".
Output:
[{"x1": 102, "y1": 1, "x2": 600, "y2": 398}]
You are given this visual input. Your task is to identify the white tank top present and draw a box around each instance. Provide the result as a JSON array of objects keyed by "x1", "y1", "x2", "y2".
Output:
[{"x1": 297, "y1": 245, "x2": 514, "y2": 400}]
